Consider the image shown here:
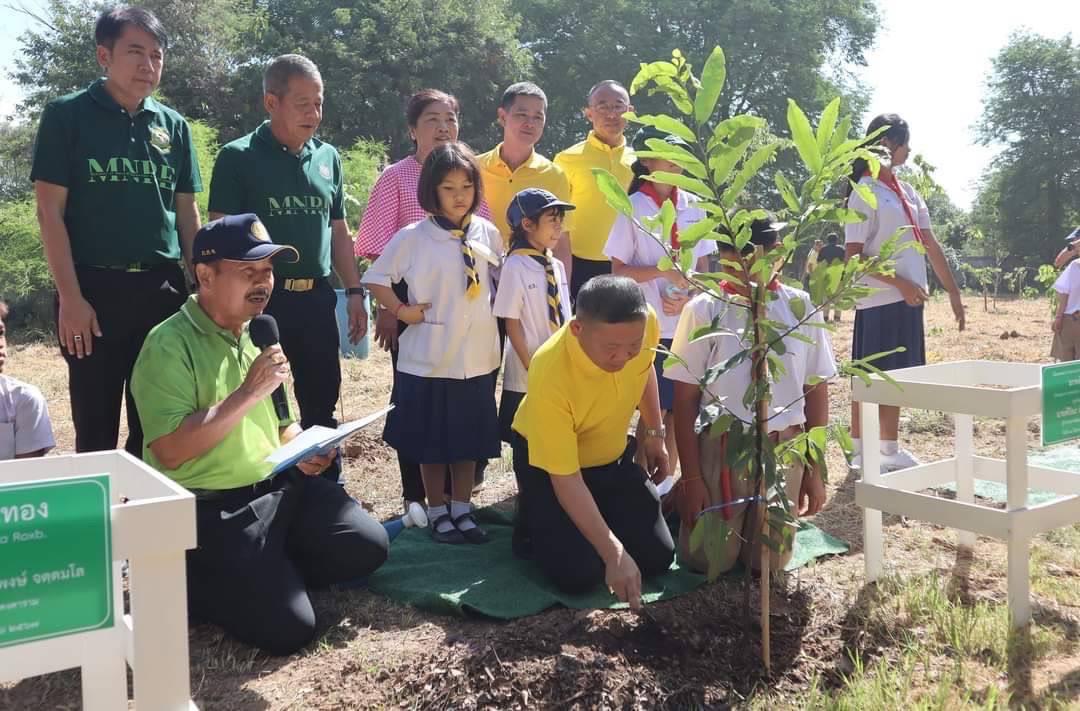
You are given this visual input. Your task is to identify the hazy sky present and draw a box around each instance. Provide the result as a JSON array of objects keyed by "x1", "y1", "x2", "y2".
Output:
[{"x1": 2, "y1": 1, "x2": 1078, "y2": 209}]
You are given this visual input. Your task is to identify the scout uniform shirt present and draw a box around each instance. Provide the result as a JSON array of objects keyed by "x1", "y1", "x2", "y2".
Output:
[
  {"x1": 0, "y1": 375, "x2": 55, "y2": 460},
  {"x1": 131, "y1": 295, "x2": 294, "y2": 491},
  {"x1": 208, "y1": 121, "x2": 345, "y2": 280},
  {"x1": 554, "y1": 131, "x2": 635, "y2": 262},
  {"x1": 476, "y1": 144, "x2": 572, "y2": 249},
  {"x1": 665, "y1": 286, "x2": 837, "y2": 432},
  {"x1": 29, "y1": 78, "x2": 203, "y2": 267},
  {"x1": 512, "y1": 307, "x2": 660, "y2": 474}
]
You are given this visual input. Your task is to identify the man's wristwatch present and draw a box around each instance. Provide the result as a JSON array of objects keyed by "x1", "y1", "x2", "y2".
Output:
[
  {"x1": 643, "y1": 426, "x2": 666, "y2": 440},
  {"x1": 345, "y1": 287, "x2": 367, "y2": 298}
]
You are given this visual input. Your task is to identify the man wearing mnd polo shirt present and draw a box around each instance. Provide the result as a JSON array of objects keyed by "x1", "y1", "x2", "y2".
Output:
[
  {"x1": 477, "y1": 82, "x2": 572, "y2": 273},
  {"x1": 511, "y1": 276, "x2": 675, "y2": 609},
  {"x1": 554, "y1": 80, "x2": 636, "y2": 304},
  {"x1": 131, "y1": 214, "x2": 387, "y2": 655},
  {"x1": 31, "y1": 7, "x2": 201, "y2": 456},
  {"x1": 209, "y1": 54, "x2": 364, "y2": 482}
]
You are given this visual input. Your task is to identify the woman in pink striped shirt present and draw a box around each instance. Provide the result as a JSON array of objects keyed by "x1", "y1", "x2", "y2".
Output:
[{"x1": 354, "y1": 89, "x2": 491, "y2": 514}]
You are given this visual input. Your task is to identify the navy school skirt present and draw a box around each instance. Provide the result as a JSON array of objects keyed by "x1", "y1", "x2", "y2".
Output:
[
  {"x1": 384, "y1": 369, "x2": 501, "y2": 464},
  {"x1": 852, "y1": 301, "x2": 926, "y2": 372}
]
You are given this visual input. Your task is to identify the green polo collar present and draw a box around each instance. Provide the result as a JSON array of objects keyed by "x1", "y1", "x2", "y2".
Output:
[
  {"x1": 87, "y1": 78, "x2": 162, "y2": 116},
  {"x1": 253, "y1": 120, "x2": 314, "y2": 158},
  {"x1": 180, "y1": 295, "x2": 248, "y2": 344}
]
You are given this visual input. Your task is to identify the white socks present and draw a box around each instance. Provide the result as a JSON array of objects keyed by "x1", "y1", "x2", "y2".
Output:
[
  {"x1": 451, "y1": 501, "x2": 476, "y2": 530},
  {"x1": 850, "y1": 437, "x2": 900, "y2": 456},
  {"x1": 428, "y1": 504, "x2": 455, "y2": 534}
]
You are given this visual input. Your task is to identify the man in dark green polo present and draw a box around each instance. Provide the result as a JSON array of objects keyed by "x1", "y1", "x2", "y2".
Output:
[
  {"x1": 209, "y1": 54, "x2": 364, "y2": 482},
  {"x1": 30, "y1": 6, "x2": 201, "y2": 456},
  {"x1": 131, "y1": 213, "x2": 388, "y2": 655}
]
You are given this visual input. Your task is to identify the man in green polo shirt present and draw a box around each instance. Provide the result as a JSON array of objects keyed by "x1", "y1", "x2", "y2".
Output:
[
  {"x1": 208, "y1": 54, "x2": 364, "y2": 483},
  {"x1": 131, "y1": 213, "x2": 388, "y2": 655},
  {"x1": 31, "y1": 7, "x2": 202, "y2": 456}
]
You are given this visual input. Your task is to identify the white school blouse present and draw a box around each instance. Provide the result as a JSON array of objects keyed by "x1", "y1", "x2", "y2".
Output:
[
  {"x1": 665, "y1": 284, "x2": 837, "y2": 432},
  {"x1": 1054, "y1": 260, "x2": 1080, "y2": 315},
  {"x1": 845, "y1": 176, "x2": 931, "y2": 311},
  {"x1": 362, "y1": 217, "x2": 502, "y2": 379},
  {"x1": 492, "y1": 252, "x2": 572, "y2": 393},
  {"x1": 604, "y1": 190, "x2": 717, "y2": 338},
  {"x1": 0, "y1": 375, "x2": 55, "y2": 459}
]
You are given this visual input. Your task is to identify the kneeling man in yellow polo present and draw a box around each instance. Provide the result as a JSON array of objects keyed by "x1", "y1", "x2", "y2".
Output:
[
  {"x1": 510, "y1": 275, "x2": 675, "y2": 609},
  {"x1": 131, "y1": 214, "x2": 388, "y2": 655}
]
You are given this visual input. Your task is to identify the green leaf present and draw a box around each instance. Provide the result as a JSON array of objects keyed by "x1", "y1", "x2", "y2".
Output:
[
  {"x1": 722, "y1": 142, "x2": 781, "y2": 208},
  {"x1": 626, "y1": 113, "x2": 696, "y2": 143},
  {"x1": 591, "y1": 169, "x2": 633, "y2": 217},
  {"x1": 694, "y1": 46, "x2": 726, "y2": 124},
  {"x1": 774, "y1": 172, "x2": 800, "y2": 214},
  {"x1": 645, "y1": 171, "x2": 715, "y2": 198},
  {"x1": 816, "y1": 98, "x2": 840, "y2": 156},
  {"x1": 630, "y1": 61, "x2": 678, "y2": 95},
  {"x1": 658, "y1": 198, "x2": 677, "y2": 244},
  {"x1": 789, "y1": 296, "x2": 806, "y2": 320},
  {"x1": 849, "y1": 180, "x2": 878, "y2": 210},
  {"x1": 677, "y1": 217, "x2": 718, "y2": 247},
  {"x1": 787, "y1": 99, "x2": 822, "y2": 173},
  {"x1": 829, "y1": 114, "x2": 854, "y2": 155},
  {"x1": 637, "y1": 139, "x2": 708, "y2": 179},
  {"x1": 657, "y1": 254, "x2": 674, "y2": 271},
  {"x1": 679, "y1": 245, "x2": 695, "y2": 272},
  {"x1": 689, "y1": 514, "x2": 705, "y2": 554},
  {"x1": 835, "y1": 425, "x2": 855, "y2": 456}
]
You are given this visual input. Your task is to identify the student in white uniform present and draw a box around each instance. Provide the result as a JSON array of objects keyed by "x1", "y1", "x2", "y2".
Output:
[
  {"x1": 362, "y1": 142, "x2": 502, "y2": 545},
  {"x1": 1051, "y1": 256, "x2": 1080, "y2": 361},
  {"x1": 666, "y1": 218, "x2": 834, "y2": 573},
  {"x1": 493, "y1": 188, "x2": 574, "y2": 442},
  {"x1": 605, "y1": 126, "x2": 717, "y2": 473},
  {"x1": 0, "y1": 301, "x2": 56, "y2": 460}
]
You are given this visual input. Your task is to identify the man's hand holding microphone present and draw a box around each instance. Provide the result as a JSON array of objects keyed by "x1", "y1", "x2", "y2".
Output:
[{"x1": 248, "y1": 314, "x2": 333, "y2": 476}]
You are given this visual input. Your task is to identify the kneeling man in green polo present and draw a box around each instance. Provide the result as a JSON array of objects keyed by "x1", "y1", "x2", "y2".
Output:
[{"x1": 131, "y1": 214, "x2": 388, "y2": 655}]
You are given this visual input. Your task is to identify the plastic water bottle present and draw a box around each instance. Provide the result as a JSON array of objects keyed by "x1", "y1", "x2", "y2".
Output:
[{"x1": 663, "y1": 283, "x2": 689, "y2": 299}]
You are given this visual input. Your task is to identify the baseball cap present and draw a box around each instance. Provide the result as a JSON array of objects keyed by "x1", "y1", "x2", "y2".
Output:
[
  {"x1": 631, "y1": 125, "x2": 690, "y2": 152},
  {"x1": 506, "y1": 188, "x2": 575, "y2": 229},
  {"x1": 717, "y1": 213, "x2": 787, "y2": 255},
  {"x1": 192, "y1": 214, "x2": 299, "y2": 265},
  {"x1": 1065, "y1": 227, "x2": 1080, "y2": 244}
]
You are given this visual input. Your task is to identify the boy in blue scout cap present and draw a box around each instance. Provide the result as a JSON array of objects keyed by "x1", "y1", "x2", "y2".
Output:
[{"x1": 131, "y1": 213, "x2": 388, "y2": 656}]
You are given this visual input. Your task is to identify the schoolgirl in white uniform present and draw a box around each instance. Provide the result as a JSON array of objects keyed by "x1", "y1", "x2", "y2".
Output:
[
  {"x1": 604, "y1": 126, "x2": 717, "y2": 472},
  {"x1": 666, "y1": 218, "x2": 836, "y2": 573},
  {"x1": 363, "y1": 142, "x2": 502, "y2": 544},
  {"x1": 492, "y1": 188, "x2": 574, "y2": 442}
]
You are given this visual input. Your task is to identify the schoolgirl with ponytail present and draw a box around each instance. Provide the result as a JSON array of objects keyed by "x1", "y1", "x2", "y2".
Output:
[{"x1": 844, "y1": 114, "x2": 966, "y2": 474}]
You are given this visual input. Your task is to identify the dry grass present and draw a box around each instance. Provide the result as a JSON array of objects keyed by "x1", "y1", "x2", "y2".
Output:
[{"x1": 2, "y1": 295, "x2": 1080, "y2": 710}]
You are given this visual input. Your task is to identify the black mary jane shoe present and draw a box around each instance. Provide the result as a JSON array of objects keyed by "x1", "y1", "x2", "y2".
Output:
[
  {"x1": 452, "y1": 512, "x2": 490, "y2": 544},
  {"x1": 430, "y1": 513, "x2": 466, "y2": 544}
]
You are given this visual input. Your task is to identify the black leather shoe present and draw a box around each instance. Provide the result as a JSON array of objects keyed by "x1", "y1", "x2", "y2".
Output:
[
  {"x1": 452, "y1": 512, "x2": 490, "y2": 544},
  {"x1": 430, "y1": 514, "x2": 466, "y2": 544}
]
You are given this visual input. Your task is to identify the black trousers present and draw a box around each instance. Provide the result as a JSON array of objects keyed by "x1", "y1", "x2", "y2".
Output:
[
  {"x1": 511, "y1": 434, "x2": 675, "y2": 594},
  {"x1": 186, "y1": 469, "x2": 389, "y2": 656},
  {"x1": 570, "y1": 256, "x2": 612, "y2": 308},
  {"x1": 265, "y1": 279, "x2": 342, "y2": 482},
  {"x1": 58, "y1": 264, "x2": 187, "y2": 456},
  {"x1": 388, "y1": 281, "x2": 495, "y2": 501}
]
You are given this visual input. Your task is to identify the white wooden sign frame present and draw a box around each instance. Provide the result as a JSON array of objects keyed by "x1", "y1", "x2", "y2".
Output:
[
  {"x1": 853, "y1": 360, "x2": 1080, "y2": 628},
  {"x1": 0, "y1": 450, "x2": 198, "y2": 710}
]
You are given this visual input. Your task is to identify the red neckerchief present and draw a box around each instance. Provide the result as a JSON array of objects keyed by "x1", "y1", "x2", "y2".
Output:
[
  {"x1": 719, "y1": 279, "x2": 780, "y2": 297},
  {"x1": 638, "y1": 181, "x2": 680, "y2": 248},
  {"x1": 863, "y1": 171, "x2": 926, "y2": 245}
]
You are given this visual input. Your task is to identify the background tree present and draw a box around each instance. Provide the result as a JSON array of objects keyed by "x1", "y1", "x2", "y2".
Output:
[{"x1": 974, "y1": 31, "x2": 1080, "y2": 265}]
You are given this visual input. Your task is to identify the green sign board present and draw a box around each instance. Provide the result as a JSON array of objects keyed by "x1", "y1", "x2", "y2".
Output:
[
  {"x1": 1042, "y1": 362, "x2": 1080, "y2": 446},
  {"x1": 0, "y1": 475, "x2": 113, "y2": 648}
]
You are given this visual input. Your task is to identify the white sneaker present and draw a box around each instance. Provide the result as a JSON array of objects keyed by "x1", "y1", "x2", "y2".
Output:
[
  {"x1": 881, "y1": 448, "x2": 921, "y2": 472},
  {"x1": 403, "y1": 500, "x2": 428, "y2": 528}
]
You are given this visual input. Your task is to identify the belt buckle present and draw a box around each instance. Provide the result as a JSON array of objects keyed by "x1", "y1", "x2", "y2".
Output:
[
  {"x1": 284, "y1": 278, "x2": 314, "y2": 292},
  {"x1": 124, "y1": 263, "x2": 149, "y2": 272}
]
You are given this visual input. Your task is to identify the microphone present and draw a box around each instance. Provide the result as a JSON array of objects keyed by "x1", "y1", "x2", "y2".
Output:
[{"x1": 249, "y1": 314, "x2": 290, "y2": 421}]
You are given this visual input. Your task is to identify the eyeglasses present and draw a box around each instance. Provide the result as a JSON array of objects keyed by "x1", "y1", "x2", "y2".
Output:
[{"x1": 589, "y1": 101, "x2": 629, "y2": 115}]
